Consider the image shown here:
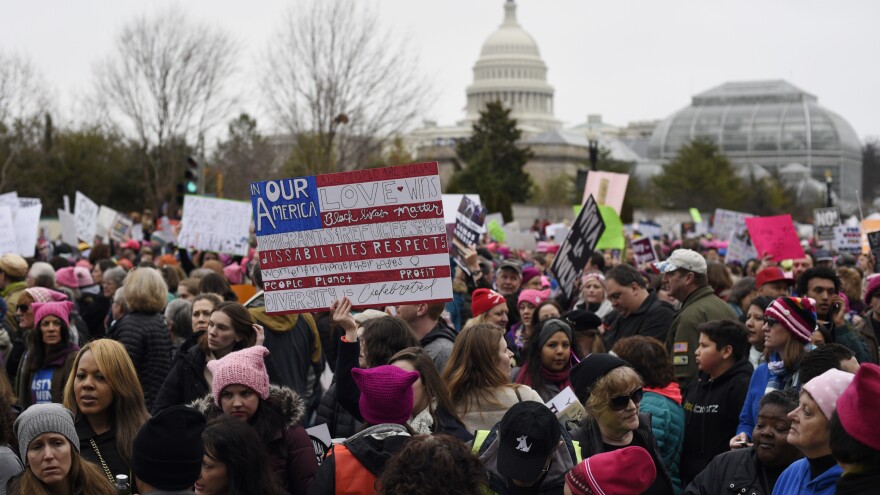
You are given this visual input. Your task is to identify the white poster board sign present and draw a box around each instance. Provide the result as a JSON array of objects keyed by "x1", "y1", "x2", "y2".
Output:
[
  {"x1": 178, "y1": 195, "x2": 252, "y2": 256},
  {"x1": 74, "y1": 191, "x2": 99, "y2": 243},
  {"x1": 96, "y1": 206, "x2": 119, "y2": 240},
  {"x1": 833, "y1": 226, "x2": 862, "y2": 254},
  {"x1": 58, "y1": 209, "x2": 78, "y2": 247},
  {"x1": 0, "y1": 206, "x2": 17, "y2": 255},
  {"x1": 441, "y1": 194, "x2": 481, "y2": 225},
  {"x1": 15, "y1": 202, "x2": 41, "y2": 257}
]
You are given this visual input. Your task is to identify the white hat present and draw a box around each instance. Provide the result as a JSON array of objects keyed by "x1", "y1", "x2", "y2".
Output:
[{"x1": 654, "y1": 249, "x2": 707, "y2": 274}]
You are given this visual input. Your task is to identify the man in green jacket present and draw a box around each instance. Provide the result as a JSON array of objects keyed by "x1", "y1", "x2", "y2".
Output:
[{"x1": 656, "y1": 249, "x2": 738, "y2": 387}]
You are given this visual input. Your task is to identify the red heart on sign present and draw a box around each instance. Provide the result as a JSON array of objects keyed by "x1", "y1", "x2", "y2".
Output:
[{"x1": 397, "y1": 186, "x2": 403, "y2": 192}]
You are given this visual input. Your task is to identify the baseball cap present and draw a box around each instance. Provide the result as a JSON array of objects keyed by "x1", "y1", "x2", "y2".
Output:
[
  {"x1": 653, "y1": 249, "x2": 707, "y2": 274},
  {"x1": 498, "y1": 260, "x2": 523, "y2": 275},
  {"x1": 497, "y1": 401, "x2": 561, "y2": 482},
  {"x1": 756, "y1": 267, "x2": 793, "y2": 288}
]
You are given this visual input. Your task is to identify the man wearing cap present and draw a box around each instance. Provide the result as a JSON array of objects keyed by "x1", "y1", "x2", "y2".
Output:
[
  {"x1": 602, "y1": 264, "x2": 676, "y2": 350},
  {"x1": 0, "y1": 254, "x2": 28, "y2": 332},
  {"x1": 656, "y1": 249, "x2": 737, "y2": 386},
  {"x1": 755, "y1": 266, "x2": 793, "y2": 298},
  {"x1": 472, "y1": 401, "x2": 580, "y2": 494}
]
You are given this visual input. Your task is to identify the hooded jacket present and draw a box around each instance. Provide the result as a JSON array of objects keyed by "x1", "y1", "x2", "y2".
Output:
[
  {"x1": 152, "y1": 331, "x2": 209, "y2": 414},
  {"x1": 771, "y1": 457, "x2": 841, "y2": 495},
  {"x1": 191, "y1": 385, "x2": 318, "y2": 495},
  {"x1": 681, "y1": 358, "x2": 754, "y2": 484},
  {"x1": 602, "y1": 291, "x2": 676, "y2": 350},
  {"x1": 307, "y1": 423, "x2": 412, "y2": 495},
  {"x1": 641, "y1": 383, "x2": 685, "y2": 493},
  {"x1": 683, "y1": 446, "x2": 789, "y2": 495},
  {"x1": 419, "y1": 319, "x2": 457, "y2": 373}
]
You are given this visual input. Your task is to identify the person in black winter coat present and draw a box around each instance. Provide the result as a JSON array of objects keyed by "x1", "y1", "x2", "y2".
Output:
[
  {"x1": 108, "y1": 268, "x2": 172, "y2": 411},
  {"x1": 314, "y1": 382, "x2": 360, "y2": 439},
  {"x1": 683, "y1": 390, "x2": 802, "y2": 495},
  {"x1": 680, "y1": 320, "x2": 753, "y2": 485}
]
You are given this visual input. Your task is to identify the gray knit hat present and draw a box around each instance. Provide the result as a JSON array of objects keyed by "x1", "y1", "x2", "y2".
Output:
[{"x1": 14, "y1": 404, "x2": 79, "y2": 463}]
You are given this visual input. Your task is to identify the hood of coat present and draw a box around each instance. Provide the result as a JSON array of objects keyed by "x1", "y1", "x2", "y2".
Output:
[{"x1": 189, "y1": 384, "x2": 306, "y2": 430}]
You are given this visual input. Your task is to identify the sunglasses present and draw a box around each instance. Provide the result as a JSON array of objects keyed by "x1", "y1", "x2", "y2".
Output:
[
  {"x1": 610, "y1": 388, "x2": 644, "y2": 411},
  {"x1": 763, "y1": 317, "x2": 779, "y2": 327},
  {"x1": 16, "y1": 304, "x2": 28, "y2": 313}
]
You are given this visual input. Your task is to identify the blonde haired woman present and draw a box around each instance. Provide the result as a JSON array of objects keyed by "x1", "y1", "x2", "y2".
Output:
[
  {"x1": 108, "y1": 268, "x2": 172, "y2": 410},
  {"x1": 442, "y1": 323, "x2": 542, "y2": 433},
  {"x1": 63, "y1": 339, "x2": 150, "y2": 483}
]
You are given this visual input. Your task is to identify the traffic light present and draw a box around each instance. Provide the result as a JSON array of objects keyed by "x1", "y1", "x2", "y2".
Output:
[{"x1": 185, "y1": 156, "x2": 200, "y2": 194}]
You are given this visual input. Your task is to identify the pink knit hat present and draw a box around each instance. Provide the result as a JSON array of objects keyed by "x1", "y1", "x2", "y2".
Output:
[
  {"x1": 351, "y1": 365, "x2": 419, "y2": 425},
  {"x1": 32, "y1": 301, "x2": 74, "y2": 327},
  {"x1": 206, "y1": 346, "x2": 271, "y2": 406},
  {"x1": 865, "y1": 274, "x2": 880, "y2": 305},
  {"x1": 802, "y1": 368, "x2": 854, "y2": 420},
  {"x1": 24, "y1": 288, "x2": 68, "y2": 304},
  {"x1": 517, "y1": 289, "x2": 550, "y2": 308},
  {"x1": 836, "y1": 363, "x2": 880, "y2": 450},
  {"x1": 223, "y1": 264, "x2": 243, "y2": 285},
  {"x1": 764, "y1": 297, "x2": 817, "y2": 344},
  {"x1": 55, "y1": 266, "x2": 94, "y2": 288},
  {"x1": 565, "y1": 446, "x2": 656, "y2": 495}
]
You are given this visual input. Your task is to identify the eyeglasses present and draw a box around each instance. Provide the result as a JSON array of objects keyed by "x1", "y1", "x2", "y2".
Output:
[
  {"x1": 610, "y1": 388, "x2": 644, "y2": 411},
  {"x1": 16, "y1": 304, "x2": 28, "y2": 313},
  {"x1": 763, "y1": 317, "x2": 779, "y2": 327}
]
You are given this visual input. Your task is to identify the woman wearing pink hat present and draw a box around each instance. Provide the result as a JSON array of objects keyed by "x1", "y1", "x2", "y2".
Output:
[
  {"x1": 17, "y1": 301, "x2": 80, "y2": 408},
  {"x1": 505, "y1": 288, "x2": 550, "y2": 361}
]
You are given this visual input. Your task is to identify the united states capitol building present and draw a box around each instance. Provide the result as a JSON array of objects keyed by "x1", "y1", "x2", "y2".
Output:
[{"x1": 408, "y1": 0, "x2": 863, "y2": 208}]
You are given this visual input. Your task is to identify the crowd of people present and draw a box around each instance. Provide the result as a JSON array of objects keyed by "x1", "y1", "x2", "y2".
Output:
[{"x1": 0, "y1": 224, "x2": 875, "y2": 494}]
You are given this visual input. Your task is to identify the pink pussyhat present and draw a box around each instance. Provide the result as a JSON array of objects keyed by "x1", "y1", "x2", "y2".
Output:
[{"x1": 351, "y1": 365, "x2": 419, "y2": 425}]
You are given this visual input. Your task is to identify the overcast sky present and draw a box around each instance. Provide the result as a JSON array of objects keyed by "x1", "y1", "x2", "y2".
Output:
[{"x1": 3, "y1": 0, "x2": 879, "y2": 141}]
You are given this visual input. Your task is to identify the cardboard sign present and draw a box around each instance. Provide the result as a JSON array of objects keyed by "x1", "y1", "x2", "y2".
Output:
[
  {"x1": 725, "y1": 230, "x2": 758, "y2": 265},
  {"x1": 14, "y1": 201, "x2": 41, "y2": 257},
  {"x1": 833, "y1": 226, "x2": 862, "y2": 254},
  {"x1": 74, "y1": 191, "x2": 98, "y2": 243},
  {"x1": 178, "y1": 195, "x2": 252, "y2": 256},
  {"x1": 546, "y1": 387, "x2": 586, "y2": 424},
  {"x1": 0, "y1": 206, "x2": 17, "y2": 255},
  {"x1": 58, "y1": 209, "x2": 78, "y2": 247},
  {"x1": 745, "y1": 215, "x2": 805, "y2": 261},
  {"x1": 631, "y1": 237, "x2": 657, "y2": 265},
  {"x1": 451, "y1": 196, "x2": 485, "y2": 274},
  {"x1": 250, "y1": 162, "x2": 453, "y2": 314},
  {"x1": 583, "y1": 171, "x2": 629, "y2": 215},
  {"x1": 551, "y1": 194, "x2": 606, "y2": 301},
  {"x1": 712, "y1": 209, "x2": 752, "y2": 241},
  {"x1": 813, "y1": 207, "x2": 840, "y2": 241}
]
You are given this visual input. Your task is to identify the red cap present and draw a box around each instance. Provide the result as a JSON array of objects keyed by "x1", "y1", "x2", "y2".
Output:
[
  {"x1": 471, "y1": 288, "x2": 506, "y2": 317},
  {"x1": 756, "y1": 267, "x2": 793, "y2": 288},
  {"x1": 836, "y1": 363, "x2": 880, "y2": 451}
]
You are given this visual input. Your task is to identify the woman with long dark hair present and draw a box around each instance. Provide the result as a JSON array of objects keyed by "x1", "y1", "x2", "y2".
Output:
[
  {"x1": 195, "y1": 415, "x2": 283, "y2": 495},
  {"x1": 512, "y1": 318, "x2": 574, "y2": 402},
  {"x1": 17, "y1": 302, "x2": 79, "y2": 408}
]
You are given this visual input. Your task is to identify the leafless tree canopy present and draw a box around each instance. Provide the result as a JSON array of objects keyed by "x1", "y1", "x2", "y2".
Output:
[
  {"x1": 262, "y1": 0, "x2": 432, "y2": 174},
  {"x1": 94, "y1": 8, "x2": 238, "y2": 207}
]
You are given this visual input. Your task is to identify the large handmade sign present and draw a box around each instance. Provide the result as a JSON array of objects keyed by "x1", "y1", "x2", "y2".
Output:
[
  {"x1": 745, "y1": 214, "x2": 805, "y2": 261},
  {"x1": 551, "y1": 194, "x2": 606, "y2": 302},
  {"x1": 813, "y1": 207, "x2": 840, "y2": 242},
  {"x1": 451, "y1": 196, "x2": 485, "y2": 274},
  {"x1": 177, "y1": 195, "x2": 252, "y2": 257},
  {"x1": 250, "y1": 162, "x2": 453, "y2": 314}
]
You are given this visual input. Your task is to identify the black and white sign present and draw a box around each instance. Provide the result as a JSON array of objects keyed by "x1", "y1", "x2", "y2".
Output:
[
  {"x1": 813, "y1": 207, "x2": 840, "y2": 241},
  {"x1": 551, "y1": 194, "x2": 606, "y2": 302},
  {"x1": 451, "y1": 196, "x2": 485, "y2": 274}
]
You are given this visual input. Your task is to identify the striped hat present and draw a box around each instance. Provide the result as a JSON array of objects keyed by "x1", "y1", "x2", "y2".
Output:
[{"x1": 764, "y1": 297, "x2": 817, "y2": 344}]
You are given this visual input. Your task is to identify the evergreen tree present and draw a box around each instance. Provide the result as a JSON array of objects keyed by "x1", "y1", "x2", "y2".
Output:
[
  {"x1": 652, "y1": 137, "x2": 747, "y2": 211},
  {"x1": 448, "y1": 101, "x2": 533, "y2": 221}
]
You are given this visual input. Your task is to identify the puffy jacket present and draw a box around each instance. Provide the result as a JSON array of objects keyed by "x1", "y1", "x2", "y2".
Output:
[
  {"x1": 681, "y1": 359, "x2": 753, "y2": 484},
  {"x1": 771, "y1": 457, "x2": 841, "y2": 495},
  {"x1": 683, "y1": 447, "x2": 785, "y2": 495},
  {"x1": 109, "y1": 312, "x2": 171, "y2": 411},
  {"x1": 641, "y1": 385, "x2": 685, "y2": 494},
  {"x1": 472, "y1": 423, "x2": 581, "y2": 495},
  {"x1": 152, "y1": 331, "x2": 209, "y2": 414},
  {"x1": 602, "y1": 292, "x2": 676, "y2": 350},
  {"x1": 307, "y1": 423, "x2": 411, "y2": 495},
  {"x1": 192, "y1": 385, "x2": 318, "y2": 495},
  {"x1": 569, "y1": 413, "x2": 676, "y2": 495},
  {"x1": 667, "y1": 286, "x2": 738, "y2": 386},
  {"x1": 314, "y1": 383, "x2": 361, "y2": 440}
]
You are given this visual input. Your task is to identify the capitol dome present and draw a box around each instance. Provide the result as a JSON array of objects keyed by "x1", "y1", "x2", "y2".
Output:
[
  {"x1": 648, "y1": 80, "x2": 862, "y2": 202},
  {"x1": 462, "y1": 0, "x2": 560, "y2": 133}
]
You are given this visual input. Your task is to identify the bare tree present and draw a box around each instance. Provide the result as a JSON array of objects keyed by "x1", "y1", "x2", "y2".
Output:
[
  {"x1": 262, "y1": 0, "x2": 432, "y2": 175},
  {"x1": 94, "y1": 8, "x2": 238, "y2": 209},
  {"x1": 0, "y1": 51, "x2": 51, "y2": 191}
]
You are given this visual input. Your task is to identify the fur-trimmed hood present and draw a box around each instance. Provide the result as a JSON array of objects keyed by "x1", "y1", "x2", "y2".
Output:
[{"x1": 188, "y1": 384, "x2": 307, "y2": 429}]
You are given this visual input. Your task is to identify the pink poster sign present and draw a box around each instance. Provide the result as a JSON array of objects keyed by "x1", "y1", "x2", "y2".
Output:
[
  {"x1": 582, "y1": 171, "x2": 629, "y2": 215},
  {"x1": 745, "y1": 215, "x2": 805, "y2": 261}
]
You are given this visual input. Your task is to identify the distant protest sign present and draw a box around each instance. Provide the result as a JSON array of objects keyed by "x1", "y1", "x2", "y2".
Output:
[
  {"x1": 725, "y1": 230, "x2": 758, "y2": 265},
  {"x1": 177, "y1": 195, "x2": 251, "y2": 257},
  {"x1": 74, "y1": 191, "x2": 98, "y2": 243},
  {"x1": 746, "y1": 215, "x2": 805, "y2": 261},
  {"x1": 833, "y1": 226, "x2": 861, "y2": 254},
  {"x1": 250, "y1": 162, "x2": 453, "y2": 314},
  {"x1": 0, "y1": 206, "x2": 17, "y2": 255},
  {"x1": 583, "y1": 171, "x2": 628, "y2": 215},
  {"x1": 712, "y1": 209, "x2": 751, "y2": 241},
  {"x1": 813, "y1": 207, "x2": 840, "y2": 242},
  {"x1": 637, "y1": 221, "x2": 662, "y2": 240},
  {"x1": 96, "y1": 206, "x2": 119, "y2": 240},
  {"x1": 441, "y1": 194, "x2": 481, "y2": 225},
  {"x1": 631, "y1": 238, "x2": 657, "y2": 265},
  {"x1": 58, "y1": 209, "x2": 78, "y2": 247},
  {"x1": 451, "y1": 196, "x2": 485, "y2": 274},
  {"x1": 595, "y1": 206, "x2": 624, "y2": 250},
  {"x1": 551, "y1": 194, "x2": 606, "y2": 302},
  {"x1": 15, "y1": 200, "x2": 41, "y2": 257}
]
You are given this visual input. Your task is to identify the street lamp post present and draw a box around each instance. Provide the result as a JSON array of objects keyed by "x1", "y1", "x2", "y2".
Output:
[
  {"x1": 588, "y1": 132, "x2": 599, "y2": 171},
  {"x1": 825, "y1": 170, "x2": 833, "y2": 208}
]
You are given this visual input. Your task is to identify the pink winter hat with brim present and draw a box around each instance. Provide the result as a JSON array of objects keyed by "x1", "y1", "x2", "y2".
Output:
[
  {"x1": 32, "y1": 301, "x2": 74, "y2": 327},
  {"x1": 24, "y1": 288, "x2": 68, "y2": 304},
  {"x1": 836, "y1": 363, "x2": 880, "y2": 450},
  {"x1": 802, "y1": 368, "x2": 854, "y2": 421},
  {"x1": 351, "y1": 365, "x2": 419, "y2": 425},
  {"x1": 207, "y1": 346, "x2": 271, "y2": 407}
]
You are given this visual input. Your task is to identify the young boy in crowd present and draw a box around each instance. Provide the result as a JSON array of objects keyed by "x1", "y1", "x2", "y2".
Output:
[{"x1": 680, "y1": 320, "x2": 753, "y2": 485}]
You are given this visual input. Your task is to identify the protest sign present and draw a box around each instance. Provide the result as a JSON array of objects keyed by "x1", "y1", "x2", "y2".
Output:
[
  {"x1": 177, "y1": 195, "x2": 251, "y2": 257},
  {"x1": 451, "y1": 196, "x2": 485, "y2": 274},
  {"x1": 689, "y1": 208, "x2": 702, "y2": 224},
  {"x1": 712, "y1": 209, "x2": 751, "y2": 241},
  {"x1": 631, "y1": 237, "x2": 657, "y2": 265},
  {"x1": 74, "y1": 191, "x2": 98, "y2": 243},
  {"x1": 109, "y1": 215, "x2": 133, "y2": 242},
  {"x1": 545, "y1": 223, "x2": 569, "y2": 242},
  {"x1": 486, "y1": 220, "x2": 506, "y2": 242},
  {"x1": 595, "y1": 205, "x2": 624, "y2": 250},
  {"x1": 484, "y1": 212, "x2": 504, "y2": 228},
  {"x1": 503, "y1": 226, "x2": 537, "y2": 251},
  {"x1": 833, "y1": 226, "x2": 861, "y2": 254},
  {"x1": 637, "y1": 221, "x2": 662, "y2": 240},
  {"x1": 96, "y1": 206, "x2": 119, "y2": 240},
  {"x1": 0, "y1": 192, "x2": 18, "y2": 221},
  {"x1": 813, "y1": 207, "x2": 840, "y2": 242},
  {"x1": 583, "y1": 171, "x2": 628, "y2": 215},
  {"x1": 14, "y1": 202, "x2": 41, "y2": 257},
  {"x1": 58, "y1": 209, "x2": 78, "y2": 247},
  {"x1": 0, "y1": 206, "x2": 17, "y2": 255},
  {"x1": 860, "y1": 220, "x2": 880, "y2": 254},
  {"x1": 745, "y1": 215, "x2": 805, "y2": 261},
  {"x1": 725, "y1": 230, "x2": 758, "y2": 265},
  {"x1": 250, "y1": 162, "x2": 453, "y2": 314},
  {"x1": 441, "y1": 194, "x2": 481, "y2": 225},
  {"x1": 551, "y1": 194, "x2": 606, "y2": 302}
]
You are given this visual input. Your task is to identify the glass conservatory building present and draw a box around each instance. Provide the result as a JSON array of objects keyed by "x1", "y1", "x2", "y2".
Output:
[{"x1": 647, "y1": 80, "x2": 862, "y2": 202}]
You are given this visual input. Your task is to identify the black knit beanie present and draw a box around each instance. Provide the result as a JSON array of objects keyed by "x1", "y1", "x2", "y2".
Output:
[
  {"x1": 570, "y1": 353, "x2": 628, "y2": 403},
  {"x1": 131, "y1": 405, "x2": 206, "y2": 490}
]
